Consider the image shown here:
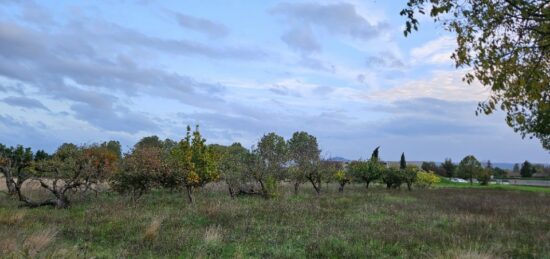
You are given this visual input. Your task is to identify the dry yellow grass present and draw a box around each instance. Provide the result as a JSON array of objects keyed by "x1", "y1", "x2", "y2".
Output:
[
  {"x1": 23, "y1": 228, "x2": 58, "y2": 257},
  {"x1": 143, "y1": 216, "x2": 164, "y2": 242},
  {"x1": 0, "y1": 210, "x2": 26, "y2": 225}
]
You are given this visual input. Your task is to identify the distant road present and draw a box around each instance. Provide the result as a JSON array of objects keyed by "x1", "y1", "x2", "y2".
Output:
[{"x1": 508, "y1": 179, "x2": 550, "y2": 187}]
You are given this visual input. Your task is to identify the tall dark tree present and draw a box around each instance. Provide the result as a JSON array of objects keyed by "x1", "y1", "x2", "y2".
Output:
[
  {"x1": 371, "y1": 146, "x2": 380, "y2": 161},
  {"x1": 520, "y1": 160, "x2": 536, "y2": 178},
  {"x1": 400, "y1": 152, "x2": 406, "y2": 170},
  {"x1": 441, "y1": 158, "x2": 456, "y2": 177},
  {"x1": 401, "y1": 0, "x2": 550, "y2": 150}
]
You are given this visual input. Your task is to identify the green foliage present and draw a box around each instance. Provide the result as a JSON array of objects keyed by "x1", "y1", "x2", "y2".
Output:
[
  {"x1": 421, "y1": 161, "x2": 437, "y2": 173},
  {"x1": 401, "y1": 0, "x2": 550, "y2": 150},
  {"x1": 333, "y1": 169, "x2": 350, "y2": 192},
  {"x1": 287, "y1": 131, "x2": 321, "y2": 194},
  {"x1": 381, "y1": 167, "x2": 404, "y2": 189},
  {"x1": 112, "y1": 146, "x2": 164, "y2": 200},
  {"x1": 402, "y1": 165, "x2": 418, "y2": 191},
  {"x1": 493, "y1": 167, "x2": 508, "y2": 179},
  {"x1": 520, "y1": 160, "x2": 536, "y2": 178},
  {"x1": 477, "y1": 168, "x2": 492, "y2": 186},
  {"x1": 263, "y1": 175, "x2": 280, "y2": 199},
  {"x1": 440, "y1": 158, "x2": 456, "y2": 177},
  {"x1": 348, "y1": 159, "x2": 383, "y2": 188},
  {"x1": 416, "y1": 171, "x2": 440, "y2": 189},
  {"x1": 215, "y1": 143, "x2": 250, "y2": 197},
  {"x1": 457, "y1": 155, "x2": 482, "y2": 184}
]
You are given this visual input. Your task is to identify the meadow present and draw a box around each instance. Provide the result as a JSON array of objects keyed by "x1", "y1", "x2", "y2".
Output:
[{"x1": 1, "y1": 182, "x2": 549, "y2": 258}]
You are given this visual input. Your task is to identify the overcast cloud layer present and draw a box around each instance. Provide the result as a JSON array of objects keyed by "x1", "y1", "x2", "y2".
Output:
[{"x1": 0, "y1": 0, "x2": 547, "y2": 163}]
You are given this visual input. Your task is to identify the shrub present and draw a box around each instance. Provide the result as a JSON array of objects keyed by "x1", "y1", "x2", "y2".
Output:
[{"x1": 415, "y1": 171, "x2": 440, "y2": 189}]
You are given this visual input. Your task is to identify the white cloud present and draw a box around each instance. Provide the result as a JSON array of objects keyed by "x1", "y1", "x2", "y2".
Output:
[
  {"x1": 364, "y1": 70, "x2": 490, "y2": 102},
  {"x1": 411, "y1": 36, "x2": 455, "y2": 65}
]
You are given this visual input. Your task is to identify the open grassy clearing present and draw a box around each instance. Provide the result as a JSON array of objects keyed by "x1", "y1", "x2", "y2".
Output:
[{"x1": 1, "y1": 184, "x2": 549, "y2": 258}]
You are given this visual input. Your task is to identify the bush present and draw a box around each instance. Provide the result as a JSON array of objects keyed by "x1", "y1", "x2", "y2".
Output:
[{"x1": 415, "y1": 171, "x2": 440, "y2": 189}]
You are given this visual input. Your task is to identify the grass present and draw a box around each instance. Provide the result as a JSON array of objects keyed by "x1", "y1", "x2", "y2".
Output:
[
  {"x1": 1, "y1": 183, "x2": 549, "y2": 258},
  {"x1": 436, "y1": 178, "x2": 550, "y2": 193}
]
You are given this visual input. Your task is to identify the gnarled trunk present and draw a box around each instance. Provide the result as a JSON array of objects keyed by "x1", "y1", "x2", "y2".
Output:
[
  {"x1": 186, "y1": 186, "x2": 194, "y2": 204},
  {"x1": 294, "y1": 181, "x2": 300, "y2": 195}
]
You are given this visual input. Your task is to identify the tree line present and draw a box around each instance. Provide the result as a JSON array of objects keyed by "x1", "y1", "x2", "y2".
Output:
[{"x1": 3, "y1": 125, "x2": 523, "y2": 209}]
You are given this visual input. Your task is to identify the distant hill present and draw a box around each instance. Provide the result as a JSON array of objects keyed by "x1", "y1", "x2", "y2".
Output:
[{"x1": 326, "y1": 157, "x2": 350, "y2": 162}]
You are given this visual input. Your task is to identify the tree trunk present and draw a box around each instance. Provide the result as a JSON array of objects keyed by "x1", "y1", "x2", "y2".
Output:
[
  {"x1": 258, "y1": 179, "x2": 269, "y2": 199},
  {"x1": 186, "y1": 186, "x2": 194, "y2": 203},
  {"x1": 308, "y1": 178, "x2": 321, "y2": 195},
  {"x1": 338, "y1": 183, "x2": 345, "y2": 193},
  {"x1": 228, "y1": 186, "x2": 235, "y2": 199},
  {"x1": 294, "y1": 182, "x2": 300, "y2": 195},
  {"x1": 407, "y1": 182, "x2": 412, "y2": 191},
  {"x1": 366, "y1": 180, "x2": 370, "y2": 189}
]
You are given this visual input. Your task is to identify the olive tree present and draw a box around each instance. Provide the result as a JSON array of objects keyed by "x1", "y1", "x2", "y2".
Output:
[
  {"x1": 250, "y1": 133, "x2": 287, "y2": 198},
  {"x1": 111, "y1": 145, "x2": 164, "y2": 202},
  {"x1": 0, "y1": 144, "x2": 34, "y2": 196},
  {"x1": 20, "y1": 143, "x2": 118, "y2": 208},
  {"x1": 288, "y1": 131, "x2": 321, "y2": 194}
]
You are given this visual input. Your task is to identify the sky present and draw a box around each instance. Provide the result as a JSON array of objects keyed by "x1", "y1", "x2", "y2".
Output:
[{"x1": 0, "y1": 0, "x2": 548, "y2": 163}]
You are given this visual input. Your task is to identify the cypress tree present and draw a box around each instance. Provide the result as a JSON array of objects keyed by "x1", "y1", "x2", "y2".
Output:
[{"x1": 400, "y1": 152, "x2": 406, "y2": 169}]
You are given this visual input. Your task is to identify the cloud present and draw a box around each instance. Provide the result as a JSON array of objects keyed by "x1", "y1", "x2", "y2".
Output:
[
  {"x1": 365, "y1": 70, "x2": 490, "y2": 102},
  {"x1": 1, "y1": 96, "x2": 50, "y2": 111},
  {"x1": 271, "y1": 2, "x2": 386, "y2": 41},
  {"x1": 172, "y1": 11, "x2": 229, "y2": 38},
  {"x1": 365, "y1": 51, "x2": 405, "y2": 69},
  {"x1": 281, "y1": 25, "x2": 320, "y2": 54},
  {"x1": 411, "y1": 36, "x2": 455, "y2": 65},
  {"x1": 71, "y1": 103, "x2": 158, "y2": 134}
]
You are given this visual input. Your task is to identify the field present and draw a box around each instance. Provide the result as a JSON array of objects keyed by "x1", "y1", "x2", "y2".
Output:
[{"x1": 1, "y1": 183, "x2": 549, "y2": 258}]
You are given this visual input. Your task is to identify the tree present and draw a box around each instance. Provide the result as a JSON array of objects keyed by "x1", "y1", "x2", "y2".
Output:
[
  {"x1": 0, "y1": 144, "x2": 34, "y2": 196},
  {"x1": 382, "y1": 167, "x2": 404, "y2": 189},
  {"x1": 402, "y1": 0, "x2": 550, "y2": 150},
  {"x1": 168, "y1": 125, "x2": 218, "y2": 203},
  {"x1": 493, "y1": 167, "x2": 509, "y2": 179},
  {"x1": 288, "y1": 131, "x2": 322, "y2": 194},
  {"x1": 253, "y1": 133, "x2": 288, "y2": 198},
  {"x1": 371, "y1": 146, "x2": 380, "y2": 160},
  {"x1": 402, "y1": 165, "x2": 418, "y2": 191},
  {"x1": 334, "y1": 170, "x2": 350, "y2": 193},
  {"x1": 349, "y1": 159, "x2": 384, "y2": 189},
  {"x1": 216, "y1": 143, "x2": 250, "y2": 198},
  {"x1": 441, "y1": 158, "x2": 456, "y2": 177},
  {"x1": 20, "y1": 143, "x2": 119, "y2": 208},
  {"x1": 513, "y1": 163, "x2": 520, "y2": 174},
  {"x1": 520, "y1": 160, "x2": 536, "y2": 178},
  {"x1": 421, "y1": 161, "x2": 437, "y2": 173},
  {"x1": 457, "y1": 155, "x2": 482, "y2": 184},
  {"x1": 113, "y1": 145, "x2": 162, "y2": 202},
  {"x1": 400, "y1": 152, "x2": 407, "y2": 170}
]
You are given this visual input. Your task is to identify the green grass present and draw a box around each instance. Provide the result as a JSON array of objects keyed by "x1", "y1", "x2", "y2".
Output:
[
  {"x1": 436, "y1": 178, "x2": 550, "y2": 193},
  {"x1": 1, "y1": 184, "x2": 550, "y2": 258}
]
